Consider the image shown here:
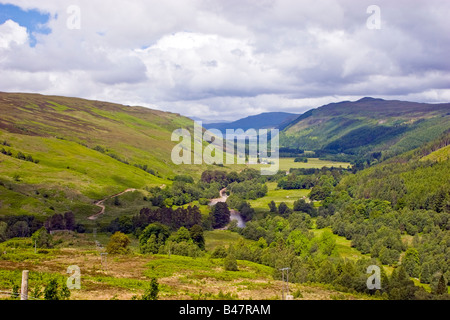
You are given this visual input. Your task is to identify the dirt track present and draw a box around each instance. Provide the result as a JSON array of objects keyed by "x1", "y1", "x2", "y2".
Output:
[{"x1": 87, "y1": 188, "x2": 136, "y2": 220}]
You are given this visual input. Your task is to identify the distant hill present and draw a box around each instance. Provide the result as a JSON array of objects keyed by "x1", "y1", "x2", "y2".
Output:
[
  {"x1": 204, "y1": 112, "x2": 299, "y2": 134},
  {"x1": 280, "y1": 97, "x2": 450, "y2": 161}
]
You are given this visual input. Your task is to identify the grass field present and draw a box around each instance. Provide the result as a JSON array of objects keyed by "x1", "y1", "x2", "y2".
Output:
[
  {"x1": 310, "y1": 226, "x2": 369, "y2": 261},
  {"x1": 247, "y1": 182, "x2": 310, "y2": 213},
  {"x1": 278, "y1": 158, "x2": 351, "y2": 171},
  {"x1": 421, "y1": 144, "x2": 450, "y2": 162},
  {"x1": 204, "y1": 230, "x2": 254, "y2": 252}
]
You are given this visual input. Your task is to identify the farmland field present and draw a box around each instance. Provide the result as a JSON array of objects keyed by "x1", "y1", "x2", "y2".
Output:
[
  {"x1": 247, "y1": 182, "x2": 310, "y2": 213},
  {"x1": 278, "y1": 158, "x2": 351, "y2": 171}
]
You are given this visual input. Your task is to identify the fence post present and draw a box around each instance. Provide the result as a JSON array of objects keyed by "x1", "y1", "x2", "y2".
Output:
[{"x1": 21, "y1": 270, "x2": 29, "y2": 300}]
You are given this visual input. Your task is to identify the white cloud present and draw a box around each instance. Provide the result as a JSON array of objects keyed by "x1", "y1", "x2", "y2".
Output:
[
  {"x1": 0, "y1": 0, "x2": 449, "y2": 121},
  {"x1": 0, "y1": 19, "x2": 28, "y2": 48}
]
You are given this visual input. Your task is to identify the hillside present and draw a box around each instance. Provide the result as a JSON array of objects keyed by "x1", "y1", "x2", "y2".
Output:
[
  {"x1": 280, "y1": 97, "x2": 450, "y2": 161},
  {"x1": 0, "y1": 92, "x2": 215, "y2": 222},
  {"x1": 204, "y1": 112, "x2": 299, "y2": 134},
  {"x1": 338, "y1": 130, "x2": 450, "y2": 211}
]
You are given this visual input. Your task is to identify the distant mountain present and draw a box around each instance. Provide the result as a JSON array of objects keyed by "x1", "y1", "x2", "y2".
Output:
[
  {"x1": 280, "y1": 97, "x2": 450, "y2": 161},
  {"x1": 204, "y1": 112, "x2": 299, "y2": 133},
  {"x1": 189, "y1": 116, "x2": 230, "y2": 125}
]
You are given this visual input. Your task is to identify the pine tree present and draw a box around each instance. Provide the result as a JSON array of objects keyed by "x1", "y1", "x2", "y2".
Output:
[
  {"x1": 141, "y1": 278, "x2": 159, "y2": 300},
  {"x1": 434, "y1": 274, "x2": 448, "y2": 295},
  {"x1": 420, "y1": 262, "x2": 432, "y2": 284},
  {"x1": 388, "y1": 266, "x2": 417, "y2": 300}
]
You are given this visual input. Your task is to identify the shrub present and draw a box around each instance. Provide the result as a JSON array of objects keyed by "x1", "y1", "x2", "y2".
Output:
[
  {"x1": 106, "y1": 231, "x2": 130, "y2": 255},
  {"x1": 31, "y1": 227, "x2": 53, "y2": 249},
  {"x1": 224, "y1": 246, "x2": 238, "y2": 271},
  {"x1": 141, "y1": 278, "x2": 159, "y2": 300}
]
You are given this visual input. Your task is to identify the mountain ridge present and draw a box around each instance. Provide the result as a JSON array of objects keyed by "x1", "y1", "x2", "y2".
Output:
[
  {"x1": 203, "y1": 111, "x2": 299, "y2": 133},
  {"x1": 280, "y1": 97, "x2": 450, "y2": 161}
]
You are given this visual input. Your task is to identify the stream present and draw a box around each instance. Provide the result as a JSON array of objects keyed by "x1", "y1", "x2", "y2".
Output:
[{"x1": 209, "y1": 188, "x2": 246, "y2": 228}]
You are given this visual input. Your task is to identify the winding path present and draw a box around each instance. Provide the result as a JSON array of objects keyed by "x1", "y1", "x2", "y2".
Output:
[{"x1": 87, "y1": 188, "x2": 136, "y2": 220}]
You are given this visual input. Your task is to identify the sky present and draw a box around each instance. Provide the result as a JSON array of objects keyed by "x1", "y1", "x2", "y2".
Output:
[{"x1": 0, "y1": 0, "x2": 449, "y2": 121}]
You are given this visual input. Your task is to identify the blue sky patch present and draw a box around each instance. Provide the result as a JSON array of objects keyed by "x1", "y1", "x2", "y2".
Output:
[{"x1": 0, "y1": 3, "x2": 51, "y2": 46}]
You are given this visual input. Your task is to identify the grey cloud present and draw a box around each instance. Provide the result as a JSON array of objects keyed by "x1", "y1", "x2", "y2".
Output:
[{"x1": 0, "y1": 0, "x2": 449, "y2": 121}]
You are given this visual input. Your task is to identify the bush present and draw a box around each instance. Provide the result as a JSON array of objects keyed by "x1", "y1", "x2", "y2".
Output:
[
  {"x1": 44, "y1": 278, "x2": 70, "y2": 300},
  {"x1": 224, "y1": 246, "x2": 238, "y2": 271},
  {"x1": 211, "y1": 245, "x2": 227, "y2": 258},
  {"x1": 141, "y1": 278, "x2": 159, "y2": 300},
  {"x1": 31, "y1": 227, "x2": 53, "y2": 249},
  {"x1": 106, "y1": 231, "x2": 130, "y2": 255}
]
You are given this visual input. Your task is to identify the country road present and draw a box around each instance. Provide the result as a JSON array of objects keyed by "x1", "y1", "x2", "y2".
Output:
[{"x1": 87, "y1": 188, "x2": 136, "y2": 220}]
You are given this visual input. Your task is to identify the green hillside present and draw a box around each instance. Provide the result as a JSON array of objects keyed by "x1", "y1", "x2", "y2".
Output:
[
  {"x1": 280, "y1": 97, "x2": 450, "y2": 162},
  {"x1": 0, "y1": 92, "x2": 224, "y2": 222},
  {"x1": 338, "y1": 130, "x2": 450, "y2": 211}
]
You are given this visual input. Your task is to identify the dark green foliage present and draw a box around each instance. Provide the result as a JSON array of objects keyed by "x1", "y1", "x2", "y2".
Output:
[
  {"x1": 139, "y1": 223, "x2": 170, "y2": 254},
  {"x1": 227, "y1": 180, "x2": 268, "y2": 200},
  {"x1": 0, "y1": 147, "x2": 13, "y2": 156},
  {"x1": 44, "y1": 278, "x2": 70, "y2": 300},
  {"x1": 293, "y1": 199, "x2": 316, "y2": 217},
  {"x1": 173, "y1": 175, "x2": 194, "y2": 183},
  {"x1": 433, "y1": 274, "x2": 448, "y2": 295},
  {"x1": 0, "y1": 148, "x2": 39, "y2": 163},
  {"x1": 106, "y1": 216, "x2": 133, "y2": 234},
  {"x1": 0, "y1": 215, "x2": 43, "y2": 240},
  {"x1": 277, "y1": 202, "x2": 291, "y2": 217},
  {"x1": 211, "y1": 202, "x2": 230, "y2": 229},
  {"x1": 189, "y1": 224, "x2": 205, "y2": 249},
  {"x1": 388, "y1": 266, "x2": 418, "y2": 300},
  {"x1": 132, "y1": 205, "x2": 202, "y2": 233},
  {"x1": 268, "y1": 200, "x2": 277, "y2": 213},
  {"x1": 93, "y1": 145, "x2": 105, "y2": 153},
  {"x1": 141, "y1": 278, "x2": 159, "y2": 300},
  {"x1": 201, "y1": 170, "x2": 229, "y2": 186},
  {"x1": 44, "y1": 212, "x2": 77, "y2": 232},
  {"x1": 323, "y1": 125, "x2": 410, "y2": 154},
  {"x1": 133, "y1": 163, "x2": 157, "y2": 176},
  {"x1": 236, "y1": 202, "x2": 255, "y2": 222}
]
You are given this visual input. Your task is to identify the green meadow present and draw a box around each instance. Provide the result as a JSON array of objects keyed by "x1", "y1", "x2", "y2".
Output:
[
  {"x1": 247, "y1": 182, "x2": 310, "y2": 213},
  {"x1": 278, "y1": 158, "x2": 351, "y2": 171}
]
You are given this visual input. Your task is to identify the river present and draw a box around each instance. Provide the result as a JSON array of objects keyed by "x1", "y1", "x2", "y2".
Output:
[{"x1": 209, "y1": 188, "x2": 246, "y2": 228}]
